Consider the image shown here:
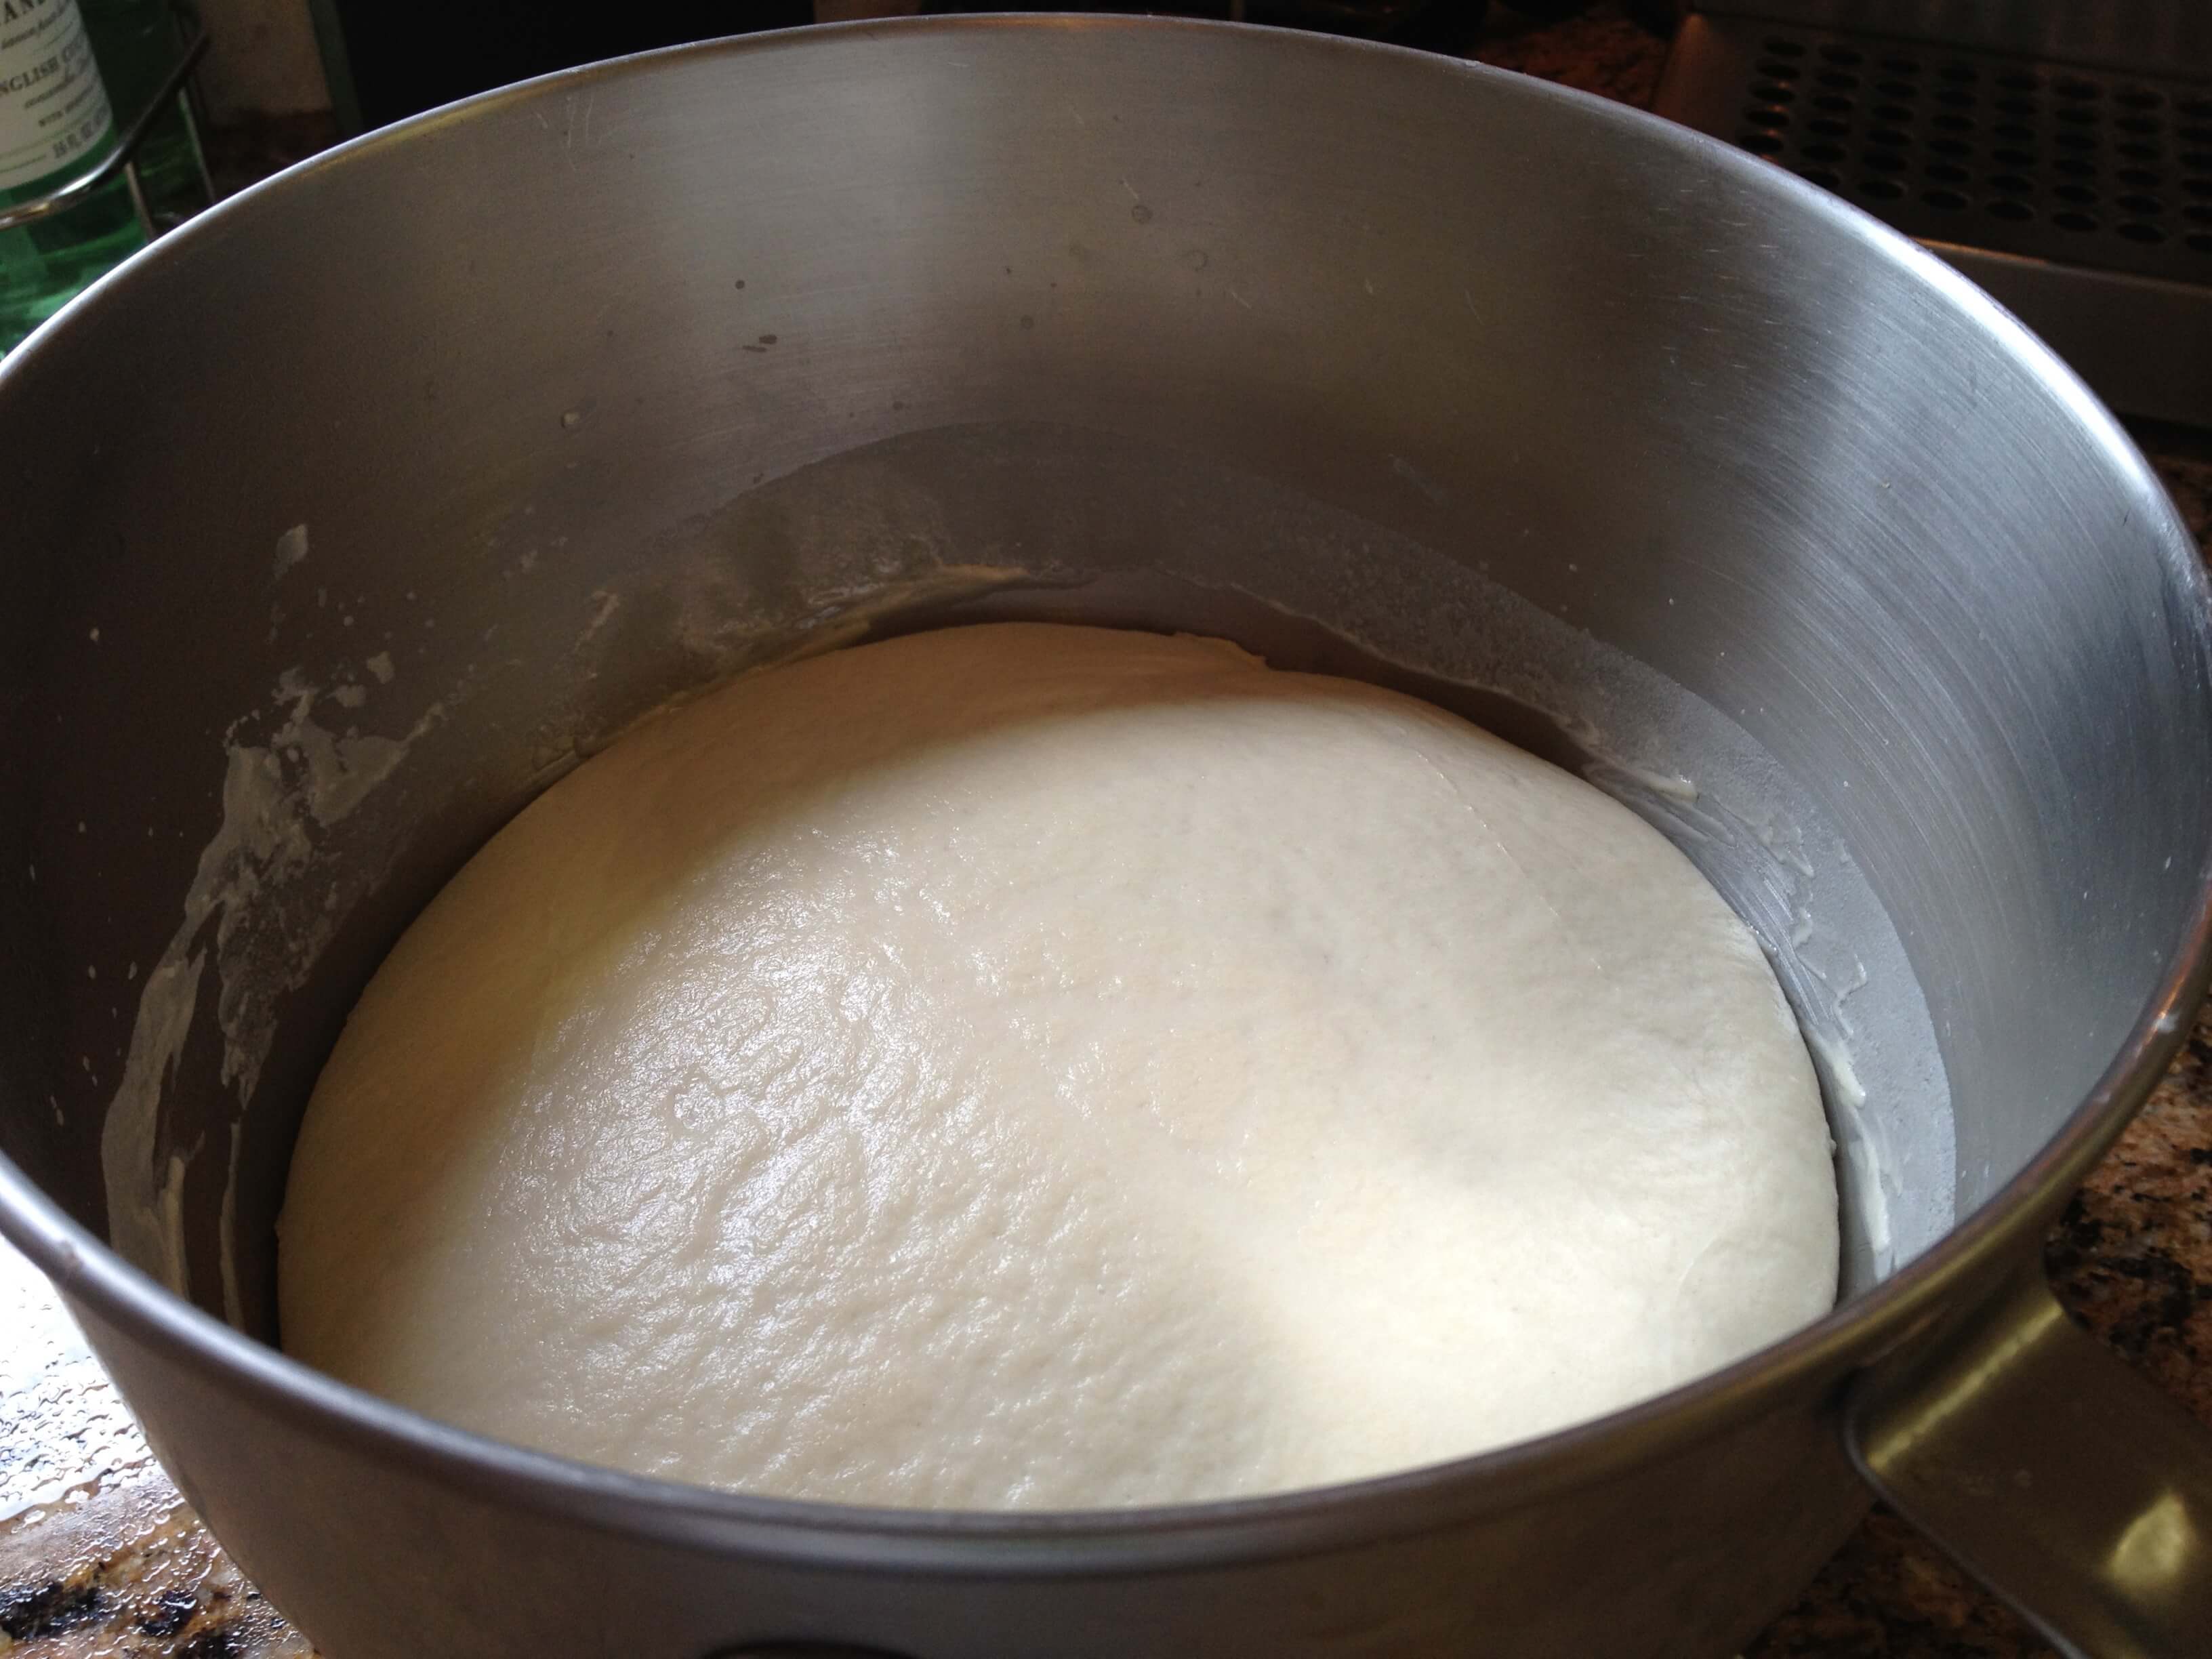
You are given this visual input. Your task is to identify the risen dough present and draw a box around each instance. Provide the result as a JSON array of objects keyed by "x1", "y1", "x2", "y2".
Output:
[{"x1": 280, "y1": 623, "x2": 1836, "y2": 1508}]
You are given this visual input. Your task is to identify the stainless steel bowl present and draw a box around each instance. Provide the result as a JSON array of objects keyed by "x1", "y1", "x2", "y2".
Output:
[{"x1": 3, "y1": 18, "x2": 2209, "y2": 1658}]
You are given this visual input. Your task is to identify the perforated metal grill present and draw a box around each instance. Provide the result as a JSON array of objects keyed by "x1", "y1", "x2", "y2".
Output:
[
  {"x1": 1729, "y1": 27, "x2": 2212, "y2": 283},
  {"x1": 1663, "y1": 18, "x2": 2212, "y2": 289},
  {"x1": 1655, "y1": 14, "x2": 2212, "y2": 422}
]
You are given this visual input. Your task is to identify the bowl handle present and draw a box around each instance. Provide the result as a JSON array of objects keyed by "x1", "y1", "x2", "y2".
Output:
[{"x1": 1845, "y1": 1264, "x2": 2212, "y2": 1658}]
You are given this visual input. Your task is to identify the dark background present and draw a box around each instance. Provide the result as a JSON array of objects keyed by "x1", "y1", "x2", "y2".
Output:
[
  {"x1": 327, "y1": 0, "x2": 815, "y2": 131},
  {"x1": 319, "y1": 1, "x2": 1642, "y2": 131}
]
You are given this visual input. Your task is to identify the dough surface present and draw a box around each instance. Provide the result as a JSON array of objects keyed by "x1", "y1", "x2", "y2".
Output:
[{"x1": 279, "y1": 623, "x2": 1836, "y2": 1508}]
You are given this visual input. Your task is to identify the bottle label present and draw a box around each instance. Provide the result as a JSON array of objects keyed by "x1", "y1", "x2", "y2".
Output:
[{"x1": 0, "y1": 0, "x2": 115, "y2": 194}]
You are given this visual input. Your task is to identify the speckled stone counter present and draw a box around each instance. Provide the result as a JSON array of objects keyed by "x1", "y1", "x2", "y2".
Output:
[{"x1": 4, "y1": 7, "x2": 2211, "y2": 1656}]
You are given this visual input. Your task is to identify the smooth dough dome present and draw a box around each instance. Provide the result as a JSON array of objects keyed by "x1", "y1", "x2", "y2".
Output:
[{"x1": 279, "y1": 622, "x2": 1837, "y2": 1509}]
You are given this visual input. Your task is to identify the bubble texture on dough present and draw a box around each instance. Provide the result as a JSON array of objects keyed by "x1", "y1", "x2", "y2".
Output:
[{"x1": 280, "y1": 624, "x2": 1837, "y2": 1509}]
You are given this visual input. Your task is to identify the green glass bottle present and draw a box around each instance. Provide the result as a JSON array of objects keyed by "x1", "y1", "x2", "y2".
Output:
[
  {"x1": 0, "y1": 0, "x2": 146, "y2": 352},
  {"x1": 81, "y1": 0, "x2": 207, "y2": 233}
]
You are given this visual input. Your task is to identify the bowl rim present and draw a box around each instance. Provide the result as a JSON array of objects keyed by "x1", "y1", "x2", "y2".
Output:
[{"x1": 3, "y1": 9, "x2": 2209, "y2": 1574}]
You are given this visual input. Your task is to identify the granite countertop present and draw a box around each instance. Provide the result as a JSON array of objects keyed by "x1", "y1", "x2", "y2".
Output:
[{"x1": 5, "y1": 5, "x2": 2212, "y2": 1656}]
